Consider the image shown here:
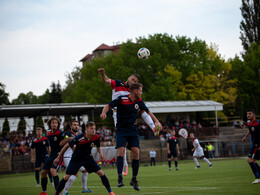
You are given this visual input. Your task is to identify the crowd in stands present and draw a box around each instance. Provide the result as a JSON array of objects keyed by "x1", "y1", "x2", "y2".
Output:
[{"x1": 0, "y1": 131, "x2": 33, "y2": 157}]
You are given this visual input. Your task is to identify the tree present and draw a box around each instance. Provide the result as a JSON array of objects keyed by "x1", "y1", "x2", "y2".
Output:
[
  {"x1": 240, "y1": 0, "x2": 260, "y2": 51},
  {"x1": 38, "y1": 89, "x2": 51, "y2": 104},
  {"x1": 17, "y1": 117, "x2": 26, "y2": 135},
  {"x1": 0, "y1": 82, "x2": 10, "y2": 105},
  {"x1": 50, "y1": 81, "x2": 62, "y2": 103},
  {"x1": 12, "y1": 91, "x2": 38, "y2": 104},
  {"x1": 1, "y1": 118, "x2": 10, "y2": 137}
]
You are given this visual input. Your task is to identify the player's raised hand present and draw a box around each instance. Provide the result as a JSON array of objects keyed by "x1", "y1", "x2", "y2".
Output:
[
  {"x1": 98, "y1": 68, "x2": 105, "y2": 74},
  {"x1": 100, "y1": 113, "x2": 107, "y2": 120},
  {"x1": 242, "y1": 137, "x2": 246, "y2": 143}
]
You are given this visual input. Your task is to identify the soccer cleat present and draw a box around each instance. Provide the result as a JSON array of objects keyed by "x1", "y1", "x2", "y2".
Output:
[
  {"x1": 175, "y1": 168, "x2": 178, "y2": 171},
  {"x1": 195, "y1": 165, "x2": 200, "y2": 169},
  {"x1": 118, "y1": 179, "x2": 124, "y2": 187},
  {"x1": 153, "y1": 124, "x2": 160, "y2": 136},
  {"x1": 62, "y1": 192, "x2": 68, "y2": 195},
  {"x1": 209, "y1": 164, "x2": 213, "y2": 168},
  {"x1": 122, "y1": 166, "x2": 128, "y2": 176},
  {"x1": 82, "y1": 189, "x2": 93, "y2": 193},
  {"x1": 252, "y1": 179, "x2": 260, "y2": 184},
  {"x1": 109, "y1": 192, "x2": 115, "y2": 195},
  {"x1": 35, "y1": 184, "x2": 40, "y2": 187},
  {"x1": 130, "y1": 179, "x2": 140, "y2": 191},
  {"x1": 40, "y1": 192, "x2": 47, "y2": 195}
]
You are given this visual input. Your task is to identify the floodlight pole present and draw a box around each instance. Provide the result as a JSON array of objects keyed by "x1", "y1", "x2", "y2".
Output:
[{"x1": 215, "y1": 106, "x2": 218, "y2": 128}]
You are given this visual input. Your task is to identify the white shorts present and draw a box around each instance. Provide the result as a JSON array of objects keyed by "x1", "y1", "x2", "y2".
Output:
[
  {"x1": 193, "y1": 149, "x2": 204, "y2": 158},
  {"x1": 63, "y1": 157, "x2": 86, "y2": 172}
]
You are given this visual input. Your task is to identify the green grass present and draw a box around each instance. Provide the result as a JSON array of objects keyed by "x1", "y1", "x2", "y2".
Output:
[{"x1": 0, "y1": 158, "x2": 259, "y2": 195}]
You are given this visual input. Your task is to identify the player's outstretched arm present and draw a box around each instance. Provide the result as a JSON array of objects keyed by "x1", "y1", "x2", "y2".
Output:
[
  {"x1": 54, "y1": 143, "x2": 70, "y2": 165},
  {"x1": 98, "y1": 68, "x2": 110, "y2": 84},
  {"x1": 30, "y1": 148, "x2": 35, "y2": 163},
  {"x1": 60, "y1": 136, "x2": 73, "y2": 146},
  {"x1": 100, "y1": 104, "x2": 110, "y2": 120},
  {"x1": 97, "y1": 146, "x2": 104, "y2": 159},
  {"x1": 242, "y1": 130, "x2": 250, "y2": 143}
]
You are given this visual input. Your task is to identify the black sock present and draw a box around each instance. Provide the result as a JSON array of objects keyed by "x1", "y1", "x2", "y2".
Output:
[
  {"x1": 116, "y1": 156, "x2": 123, "y2": 180},
  {"x1": 132, "y1": 159, "x2": 139, "y2": 181},
  {"x1": 56, "y1": 178, "x2": 67, "y2": 194},
  {"x1": 249, "y1": 162, "x2": 259, "y2": 178},
  {"x1": 101, "y1": 174, "x2": 112, "y2": 193},
  {"x1": 41, "y1": 177, "x2": 48, "y2": 192},
  {"x1": 175, "y1": 161, "x2": 178, "y2": 168},
  {"x1": 168, "y1": 161, "x2": 171, "y2": 168},
  {"x1": 35, "y1": 170, "x2": 40, "y2": 184},
  {"x1": 48, "y1": 171, "x2": 53, "y2": 182},
  {"x1": 255, "y1": 163, "x2": 260, "y2": 176},
  {"x1": 53, "y1": 175, "x2": 59, "y2": 190}
]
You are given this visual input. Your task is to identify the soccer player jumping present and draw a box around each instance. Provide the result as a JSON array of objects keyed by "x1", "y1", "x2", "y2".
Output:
[
  {"x1": 100, "y1": 83, "x2": 161, "y2": 191},
  {"x1": 242, "y1": 109, "x2": 260, "y2": 184}
]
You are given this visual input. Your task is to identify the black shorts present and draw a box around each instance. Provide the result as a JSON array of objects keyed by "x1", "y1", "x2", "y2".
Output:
[
  {"x1": 248, "y1": 145, "x2": 260, "y2": 160},
  {"x1": 43, "y1": 155, "x2": 59, "y2": 170},
  {"x1": 168, "y1": 150, "x2": 178, "y2": 158},
  {"x1": 115, "y1": 134, "x2": 140, "y2": 149},
  {"x1": 66, "y1": 156, "x2": 101, "y2": 175},
  {"x1": 35, "y1": 155, "x2": 48, "y2": 168}
]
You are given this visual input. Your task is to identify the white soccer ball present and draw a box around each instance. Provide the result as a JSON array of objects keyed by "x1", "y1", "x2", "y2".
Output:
[{"x1": 137, "y1": 47, "x2": 150, "y2": 59}]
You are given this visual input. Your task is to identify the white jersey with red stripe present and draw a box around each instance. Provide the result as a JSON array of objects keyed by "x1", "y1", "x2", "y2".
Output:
[{"x1": 110, "y1": 79, "x2": 130, "y2": 101}]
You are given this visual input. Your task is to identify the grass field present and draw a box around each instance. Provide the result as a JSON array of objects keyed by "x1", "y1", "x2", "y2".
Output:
[{"x1": 0, "y1": 158, "x2": 259, "y2": 195}]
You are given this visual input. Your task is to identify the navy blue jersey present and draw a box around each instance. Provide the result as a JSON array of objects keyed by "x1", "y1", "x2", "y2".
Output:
[
  {"x1": 167, "y1": 136, "x2": 179, "y2": 151},
  {"x1": 31, "y1": 136, "x2": 49, "y2": 158},
  {"x1": 248, "y1": 119, "x2": 260, "y2": 146},
  {"x1": 108, "y1": 95, "x2": 149, "y2": 135},
  {"x1": 47, "y1": 129, "x2": 65, "y2": 156},
  {"x1": 65, "y1": 130, "x2": 76, "y2": 138},
  {"x1": 69, "y1": 133, "x2": 100, "y2": 161}
]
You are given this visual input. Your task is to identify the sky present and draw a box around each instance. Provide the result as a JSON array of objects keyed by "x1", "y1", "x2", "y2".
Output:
[{"x1": 0, "y1": 0, "x2": 243, "y2": 101}]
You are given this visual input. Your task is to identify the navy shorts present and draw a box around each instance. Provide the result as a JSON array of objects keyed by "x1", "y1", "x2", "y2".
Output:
[
  {"x1": 248, "y1": 145, "x2": 260, "y2": 160},
  {"x1": 35, "y1": 155, "x2": 48, "y2": 168},
  {"x1": 167, "y1": 150, "x2": 178, "y2": 158},
  {"x1": 43, "y1": 155, "x2": 59, "y2": 170},
  {"x1": 115, "y1": 134, "x2": 140, "y2": 149},
  {"x1": 66, "y1": 156, "x2": 101, "y2": 175}
]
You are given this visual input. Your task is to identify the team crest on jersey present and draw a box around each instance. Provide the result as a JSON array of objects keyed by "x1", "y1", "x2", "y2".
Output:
[
  {"x1": 54, "y1": 136, "x2": 57, "y2": 141},
  {"x1": 174, "y1": 139, "x2": 177, "y2": 142},
  {"x1": 135, "y1": 104, "x2": 139, "y2": 109},
  {"x1": 251, "y1": 127, "x2": 255, "y2": 131},
  {"x1": 90, "y1": 142, "x2": 95, "y2": 148},
  {"x1": 43, "y1": 141, "x2": 46, "y2": 145}
]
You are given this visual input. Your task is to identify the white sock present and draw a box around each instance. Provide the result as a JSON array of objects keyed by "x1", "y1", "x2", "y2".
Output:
[
  {"x1": 123, "y1": 149, "x2": 128, "y2": 170},
  {"x1": 141, "y1": 112, "x2": 155, "y2": 130},
  {"x1": 81, "y1": 172, "x2": 88, "y2": 191},
  {"x1": 203, "y1": 157, "x2": 211, "y2": 165},
  {"x1": 113, "y1": 111, "x2": 117, "y2": 127},
  {"x1": 64, "y1": 175, "x2": 77, "y2": 193},
  {"x1": 193, "y1": 158, "x2": 200, "y2": 166}
]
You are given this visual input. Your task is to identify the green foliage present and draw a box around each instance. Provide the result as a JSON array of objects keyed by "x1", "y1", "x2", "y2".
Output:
[
  {"x1": 0, "y1": 82, "x2": 10, "y2": 105},
  {"x1": 1, "y1": 118, "x2": 10, "y2": 137},
  {"x1": 240, "y1": 0, "x2": 260, "y2": 51},
  {"x1": 12, "y1": 91, "x2": 38, "y2": 105},
  {"x1": 63, "y1": 33, "x2": 228, "y2": 106},
  {"x1": 17, "y1": 117, "x2": 26, "y2": 135}
]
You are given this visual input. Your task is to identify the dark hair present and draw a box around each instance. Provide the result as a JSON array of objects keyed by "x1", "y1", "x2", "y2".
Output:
[
  {"x1": 86, "y1": 121, "x2": 95, "y2": 128},
  {"x1": 47, "y1": 116, "x2": 61, "y2": 129},
  {"x1": 130, "y1": 83, "x2": 143, "y2": 92},
  {"x1": 35, "y1": 127, "x2": 42, "y2": 131},
  {"x1": 247, "y1": 109, "x2": 255, "y2": 114},
  {"x1": 131, "y1": 74, "x2": 140, "y2": 81},
  {"x1": 70, "y1": 120, "x2": 79, "y2": 126}
]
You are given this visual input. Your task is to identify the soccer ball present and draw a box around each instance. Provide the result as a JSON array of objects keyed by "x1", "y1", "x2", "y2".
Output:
[{"x1": 137, "y1": 47, "x2": 150, "y2": 59}]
